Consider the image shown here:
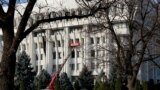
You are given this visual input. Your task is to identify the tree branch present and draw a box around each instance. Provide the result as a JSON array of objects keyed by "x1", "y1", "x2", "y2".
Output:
[
  {"x1": 7, "y1": 0, "x2": 16, "y2": 17},
  {"x1": 16, "y1": 0, "x2": 37, "y2": 38},
  {"x1": 21, "y1": 14, "x2": 93, "y2": 40},
  {"x1": 20, "y1": 5, "x2": 104, "y2": 41},
  {"x1": 0, "y1": 4, "x2": 5, "y2": 21}
]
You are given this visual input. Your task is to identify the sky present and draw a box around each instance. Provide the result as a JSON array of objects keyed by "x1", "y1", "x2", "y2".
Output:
[
  {"x1": 2, "y1": 0, "x2": 78, "y2": 13},
  {"x1": 1, "y1": 0, "x2": 27, "y2": 4}
]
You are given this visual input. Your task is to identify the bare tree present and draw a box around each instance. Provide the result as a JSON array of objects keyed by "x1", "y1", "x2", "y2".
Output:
[
  {"x1": 0, "y1": 0, "x2": 103, "y2": 90},
  {"x1": 76, "y1": 0, "x2": 160, "y2": 90}
]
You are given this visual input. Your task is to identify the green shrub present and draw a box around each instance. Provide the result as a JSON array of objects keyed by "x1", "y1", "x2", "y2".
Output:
[
  {"x1": 73, "y1": 79, "x2": 80, "y2": 90},
  {"x1": 19, "y1": 80, "x2": 25, "y2": 90},
  {"x1": 54, "y1": 77, "x2": 61, "y2": 90},
  {"x1": 15, "y1": 51, "x2": 36, "y2": 90},
  {"x1": 78, "y1": 66, "x2": 94, "y2": 90},
  {"x1": 115, "y1": 78, "x2": 121, "y2": 90},
  {"x1": 59, "y1": 72, "x2": 73, "y2": 90},
  {"x1": 142, "y1": 81, "x2": 148, "y2": 90},
  {"x1": 135, "y1": 80, "x2": 142, "y2": 90},
  {"x1": 94, "y1": 81, "x2": 100, "y2": 90},
  {"x1": 34, "y1": 69, "x2": 51, "y2": 89}
]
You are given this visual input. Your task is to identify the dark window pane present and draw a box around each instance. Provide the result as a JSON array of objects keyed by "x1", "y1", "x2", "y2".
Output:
[
  {"x1": 70, "y1": 64, "x2": 75, "y2": 70},
  {"x1": 71, "y1": 50, "x2": 75, "y2": 58},
  {"x1": 90, "y1": 38, "x2": 94, "y2": 44},
  {"x1": 53, "y1": 52, "x2": 56, "y2": 59},
  {"x1": 91, "y1": 50, "x2": 95, "y2": 57},
  {"x1": 97, "y1": 37, "x2": 100, "y2": 44},
  {"x1": 58, "y1": 52, "x2": 61, "y2": 59}
]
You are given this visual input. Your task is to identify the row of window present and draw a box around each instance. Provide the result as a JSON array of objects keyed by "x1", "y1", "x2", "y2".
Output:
[
  {"x1": 52, "y1": 50, "x2": 80, "y2": 59},
  {"x1": 53, "y1": 52, "x2": 62, "y2": 59},
  {"x1": 52, "y1": 63, "x2": 80, "y2": 72},
  {"x1": 70, "y1": 63, "x2": 80, "y2": 70},
  {"x1": 52, "y1": 50, "x2": 105, "y2": 60},
  {"x1": 32, "y1": 26, "x2": 83, "y2": 36},
  {"x1": 50, "y1": 26, "x2": 83, "y2": 35},
  {"x1": 35, "y1": 62, "x2": 101, "y2": 74},
  {"x1": 35, "y1": 65, "x2": 43, "y2": 73},
  {"x1": 20, "y1": 36, "x2": 106, "y2": 51},
  {"x1": 35, "y1": 54, "x2": 43, "y2": 60},
  {"x1": 90, "y1": 50, "x2": 106, "y2": 57},
  {"x1": 70, "y1": 38, "x2": 84, "y2": 44},
  {"x1": 69, "y1": 26, "x2": 83, "y2": 33},
  {"x1": 34, "y1": 49, "x2": 105, "y2": 61},
  {"x1": 34, "y1": 50, "x2": 81, "y2": 61},
  {"x1": 21, "y1": 43, "x2": 44, "y2": 50},
  {"x1": 90, "y1": 36, "x2": 105, "y2": 44}
]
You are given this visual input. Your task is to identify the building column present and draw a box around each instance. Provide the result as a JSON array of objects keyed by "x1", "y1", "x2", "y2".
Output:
[
  {"x1": 46, "y1": 30, "x2": 53, "y2": 75},
  {"x1": 75, "y1": 49, "x2": 77, "y2": 72},
  {"x1": 64, "y1": 27, "x2": 71, "y2": 78},
  {"x1": 28, "y1": 32, "x2": 36, "y2": 71},
  {"x1": 84, "y1": 25, "x2": 91, "y2": 70},
  {"x1": 37, "y1": 36, "x2": 41, "y2": 75},
  {"x1": 54, "y1": 35, "x2": 59, "y2": 72}
]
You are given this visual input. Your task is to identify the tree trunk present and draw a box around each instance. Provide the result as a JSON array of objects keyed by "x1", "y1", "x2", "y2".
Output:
[
  {"x1": 127, "y1": 75, "x2": 136, "y2": 90},
  {"x1": 0, "y1": 20, "x2": 17, "y2": 90},
  {"x1": 0, "y1": 52, "x2": 16, "y2": 90}
]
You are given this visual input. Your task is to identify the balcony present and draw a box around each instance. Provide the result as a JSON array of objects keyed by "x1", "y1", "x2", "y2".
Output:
[{"x1": 69, "y1": 42, "x2": 80, "y2": 47}]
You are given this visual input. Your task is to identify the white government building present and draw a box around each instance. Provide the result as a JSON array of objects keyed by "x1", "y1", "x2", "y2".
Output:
[
  {"x1": 19, "y1": 16, "x2": 115, "y2": 75},
  {"x1": 0, "y1": 0, "x2": 160, "y2": 81},
  {"x1": 17, "y1": 0, "x2": 128, "y2": 79}
]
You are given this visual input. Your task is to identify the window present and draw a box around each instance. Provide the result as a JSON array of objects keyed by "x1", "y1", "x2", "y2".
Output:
[
  {"x1": 90, "y1": 38, "x2": 94, "y2": 44},
  {"x1": 58, "y1": 64, "x2": 62, "y2": 68},
  {"x1": 77, "y1": 51, "x2": 80, "y2": 58},
  {"x1": 35, "y1": 66, "x2": 38, "y2": 73},
  {"x1": 51, "y1": 31, "x2": 54, "y2": 35},
  {"x1": 57, "y1": 40, "x2": 61, "y2": 47},
  {"x1": 91, "y1": 62, "x2": 95, "y2": 69},
  {"x1": 97, "y1": 37, "x2": 100, "y2": 44},
  {"x1": 102, "y1": 36, "x2": 105, "y2": 43},
  {"x1": 36, "y1": 54, "x2": 38, "y2": 60},
  {"x1": 36, "y1": 14, "x2": 43, "y2": 20},
  {"x1": 53, "y1": 52, "x2": 56, "y2": 59},
  {"x1": 75, "y1": 38, "x2": 79, "y2": 43},
  {"x1": 35, "y1": 43, "x2": 37, "y2": 49},
  {"x1": 91, "y1": 50, "x2": 95, "y2": 57},
  {"x1": 70, "y1": 64, "x2": 75, "y2": 70},
  {"x1": 62, "y1": 40, "x2": 64, "y2": 46},
  {"x1": 77, "y1": 63, "x2": 80, "y2": 70},
  {"x1": 70, "y1": 39, "x2": 74, "y2": 43},
  {"x1": 81, "y1": 38, "x2": 84, "y2": 44},
  {"x1": 40, "y1": 54, "x2": 43, "y2": 60},
  {"x1": 53, "y1": 41, "x2": 55, "y2": 47},
  {"x1": 71, "y1": 50, "x2": 75, "y2": 58},
  {"x1": 58, "y1": 52, "x2": 61, "y2": 59},
  {"x1": 52, "y1": 65, "x2": 56, "y2": 72},
  {"x1": 40, "y1": 65, "x2": 43, "y2": 70},
  {"x1": 69, "y1": 28, "x2": 73, "y2": 33}
]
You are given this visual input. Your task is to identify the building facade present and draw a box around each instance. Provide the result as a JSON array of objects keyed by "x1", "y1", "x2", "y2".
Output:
[
  {"x1": 19, "y1": 19, "x2": 114, "y2": 78},
  {"x1": 0, "y1": 0, "x2": 160, "y2": 81}
]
